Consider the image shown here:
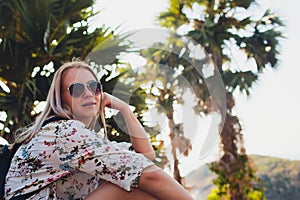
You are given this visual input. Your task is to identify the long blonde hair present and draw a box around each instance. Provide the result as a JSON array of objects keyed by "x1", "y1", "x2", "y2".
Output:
[{"x1": 15, "y1": 61, "x2": 103, "y2": 144}]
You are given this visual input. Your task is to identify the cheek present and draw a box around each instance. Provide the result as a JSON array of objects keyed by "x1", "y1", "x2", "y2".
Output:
[
  {"x1": 61, "y1": 92, "x2": 73, "y2": 108},
  {"x1": 95, "y1": 95, "x2": 101, "y2": 108}
]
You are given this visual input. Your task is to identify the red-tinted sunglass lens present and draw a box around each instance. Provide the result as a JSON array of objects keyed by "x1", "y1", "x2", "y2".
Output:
[
  {"x1": 69, "y1": 83, "x2": 85, "y2": 97},
  {"x1": 88, "y1": 81, "x2": 102, "y2": 95}
]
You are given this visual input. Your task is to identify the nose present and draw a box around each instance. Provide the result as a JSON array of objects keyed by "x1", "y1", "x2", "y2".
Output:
[{"x1": 82, "y1": 85, "x2": 93, "y2": 97}]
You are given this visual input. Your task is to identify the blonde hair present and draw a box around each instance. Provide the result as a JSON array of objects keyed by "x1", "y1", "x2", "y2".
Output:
[{"x1": 15, "y1": 61, "x2": 102, "y2": 144}]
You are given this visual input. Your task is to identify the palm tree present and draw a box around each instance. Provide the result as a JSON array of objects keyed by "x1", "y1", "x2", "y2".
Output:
[
  {"x1": 0, "y1": 0, "x2": 128, "y2": 142},
  {"x1": 156, "y1": 0, "x2": 283, "y2": 198},
  {"x1": 139, "y1": 35, "x2": 196, "y2": 184}
]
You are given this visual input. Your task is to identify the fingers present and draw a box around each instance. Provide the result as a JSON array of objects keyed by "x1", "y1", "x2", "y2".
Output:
[
  {"x1": 100, "y1": 92, "x2": 128, "y2": 112},
  {"x1": 101, "y1": 92, "x2": 112, "y2": 108},
  {"x1": 99, "y1": 93, "x2": 108, "y2": 115}
]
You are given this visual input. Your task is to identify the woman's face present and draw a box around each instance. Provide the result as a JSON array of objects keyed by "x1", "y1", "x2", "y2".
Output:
[{"x1": 61, "y1": 67, "x2": 101, "y2": 125}]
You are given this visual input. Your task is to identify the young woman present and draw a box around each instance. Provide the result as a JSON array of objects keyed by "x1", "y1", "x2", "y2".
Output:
[{"x1": 4, "y1": 61, "x2": 193, "y2": 200}]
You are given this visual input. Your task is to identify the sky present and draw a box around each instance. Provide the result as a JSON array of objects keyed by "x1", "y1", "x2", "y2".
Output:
[{"x1": 93, "y1": 0, "x2": 300, "y2": 175}]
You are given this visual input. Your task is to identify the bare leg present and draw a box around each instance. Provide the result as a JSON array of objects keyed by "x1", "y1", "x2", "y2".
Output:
[
  {"x1": 85, "y1": 182, "x2": 158, "y2": 200},
  {"x1": 138, "y1": 165, "x2": 193, "y2": 200},
  {"x1": 85, "y1": 165, "x2": 192, "y2": 200}
]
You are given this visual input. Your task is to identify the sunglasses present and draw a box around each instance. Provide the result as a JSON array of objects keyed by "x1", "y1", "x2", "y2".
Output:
[{"x1": 63, "y1": 81, "x2": 102, "y2": 98}]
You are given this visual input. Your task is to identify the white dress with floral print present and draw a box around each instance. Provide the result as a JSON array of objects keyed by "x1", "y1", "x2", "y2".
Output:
[{"x1": 4, "y1": 119, "x2": 154, "y2": 199}]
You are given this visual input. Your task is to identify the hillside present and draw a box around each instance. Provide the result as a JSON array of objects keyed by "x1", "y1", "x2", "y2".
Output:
[
  {"x1": 252, "y1": 155, "x2": 300, "y2": 200},
  {"x1": 185, "y1": 155, "x2": 300, "y2": 200}
]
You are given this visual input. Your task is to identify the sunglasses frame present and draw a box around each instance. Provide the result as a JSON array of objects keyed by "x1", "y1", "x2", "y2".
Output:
[{"x1": 63, "y1": 81, "x2": 103, "y2": 98}]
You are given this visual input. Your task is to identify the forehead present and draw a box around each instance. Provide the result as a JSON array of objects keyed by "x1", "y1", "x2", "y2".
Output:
[{"x1": 62, "y1": 67, "x2": 96, "y2": 85}]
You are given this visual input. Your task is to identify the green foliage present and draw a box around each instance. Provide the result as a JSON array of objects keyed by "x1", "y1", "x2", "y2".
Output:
[
  {"x1": 158, "y1": 0, "x2": 189, "y2": 30},
  {"x1": 208, "y1": 154, "x2": 266, "y2": 199},
  {"x1": 207, "y1": 186, "x2": 266, "y2": 200},
  {"x1": 0, "y1": 0, "x2": 128, "y2": 142},
  {"x1": 207, "y1": 188, "x2": 228, "y2": 200},
  {"x1": 247, "y1": 190, "x2": 266, "y2": 200},
  {"x1": 222, "y1": 71, "x2": 258, "y2": 95}
]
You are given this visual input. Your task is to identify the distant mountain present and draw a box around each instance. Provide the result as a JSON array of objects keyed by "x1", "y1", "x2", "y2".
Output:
[
  {"x1": 184, "y1": 155, "x2": 300, "y2": 200},
  {"x1": 253, "y1": 155, "x2": 300, "y2": 200},
  {"x1": 184, "y1": 163, "x2": 216, "y2": 199}
]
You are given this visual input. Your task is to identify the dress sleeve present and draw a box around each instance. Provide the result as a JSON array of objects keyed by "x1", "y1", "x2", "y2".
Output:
[{"x1": 56, "y1": 120, "x2": 154, "y2": 191}]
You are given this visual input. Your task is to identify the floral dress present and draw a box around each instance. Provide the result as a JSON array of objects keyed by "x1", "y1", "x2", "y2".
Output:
[{"x1": 4, "y1": 119, "x2": 154, "y2": 199}]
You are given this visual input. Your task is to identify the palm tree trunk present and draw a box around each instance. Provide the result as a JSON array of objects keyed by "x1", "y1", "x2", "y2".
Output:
[
  {"x1": 220, "y1": 114, "x2": 245, "y2": 200},
  {"x1": 210, "y1": 92, "x2": 255, "y2": 200},
  {"x1": 167, "y1": 108, "x2": 183, "y2": 184}
]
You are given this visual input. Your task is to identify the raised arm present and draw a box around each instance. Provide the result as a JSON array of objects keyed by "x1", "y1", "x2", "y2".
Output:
[{"x1": 100, "y1": 92, "x2": 155, "y2": 160}]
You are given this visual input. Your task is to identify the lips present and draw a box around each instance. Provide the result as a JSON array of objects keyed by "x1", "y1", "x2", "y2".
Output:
[{"x1": 82, "y1": 102, "x2": 96, "y2": 107}]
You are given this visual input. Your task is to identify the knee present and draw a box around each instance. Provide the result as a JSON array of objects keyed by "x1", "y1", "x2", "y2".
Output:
[{"x1": 139, "y1": 166, "x2": 166, "y2": 187}]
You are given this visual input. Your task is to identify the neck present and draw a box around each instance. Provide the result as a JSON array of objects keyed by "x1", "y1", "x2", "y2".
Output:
[{"x1": 75, "y1": 116, "x2": 92, "y2": 128}]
